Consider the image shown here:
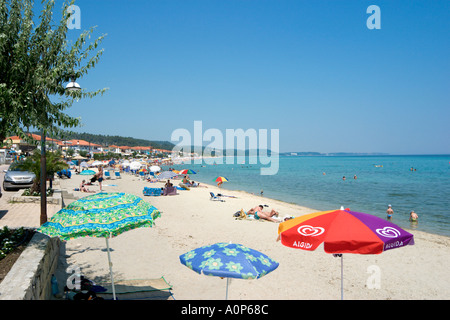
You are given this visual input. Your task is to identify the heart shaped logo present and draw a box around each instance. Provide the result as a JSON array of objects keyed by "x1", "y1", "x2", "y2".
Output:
[
  {"x1": 376, "y1": 226, "x2": 401, "y2": 238},
  {"x1": 297, "y1": 225, "x2": 325, "y2": 237}
]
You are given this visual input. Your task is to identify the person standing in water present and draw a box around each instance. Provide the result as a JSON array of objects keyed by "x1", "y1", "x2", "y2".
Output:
[
  {"x1": 409, "y1": 210, "x2": 419, "y2": 223},
  {"x1": 386, "y1": 204, "x2": 394, "y2": 220}
]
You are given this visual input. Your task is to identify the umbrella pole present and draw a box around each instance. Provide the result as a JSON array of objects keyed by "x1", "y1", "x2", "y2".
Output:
[
  {"x1": 105, "y1": 236, "x2": 116, "y2": 300},
  {"x1": 341, "y1": 254, "x2": 343, "y2": 300},
  {"x1": 226, "y1": 278, "x2": 230, "y2": 300}
]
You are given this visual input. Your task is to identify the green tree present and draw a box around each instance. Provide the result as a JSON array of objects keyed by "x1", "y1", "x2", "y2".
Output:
[
  {"x1": 78, "y1": 150, "x2": 88, "y2": 157},
  {"x1": 15, "y1": 150, "x2": 68, "y2": 194},
  {"x1": 1, "y1": 0, "x2": 107, "y2": 225},
  {"x1": 66, "y1": 147, "x2": 74, "y2": 157},
  {"x1": 0, "y1": 0, "x2": 108, "y2": 143}
]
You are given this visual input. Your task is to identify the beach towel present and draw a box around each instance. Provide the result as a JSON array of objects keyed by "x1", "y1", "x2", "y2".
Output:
[
  {"x1": 143, "y1": 187, "x2": 162, "y2": 196},
  {"x1": 163, "y1": 186, "x2": 177, "y2": 196}
]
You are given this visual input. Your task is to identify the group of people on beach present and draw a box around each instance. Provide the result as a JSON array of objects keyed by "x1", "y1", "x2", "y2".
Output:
[
  {"x1": 181, "y1": 175, "x2": 207, "y2": 188},
  {"x1": 386, "y1": 204, "x2": 419, "y2": 223},
  {"x1": 79, "y1": 166, "x2": 103, "y2": 193}
]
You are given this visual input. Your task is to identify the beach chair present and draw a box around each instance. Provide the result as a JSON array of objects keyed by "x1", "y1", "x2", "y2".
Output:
[
  {"x1": 210, "y1": 192, "x2": 225, "y2": 202},
  {"x1": 104, "y1": 170, "x2": 111, "y2": 179},
  {"x1": 114, "y1": 171, "x2": 121, "y2": 179}
]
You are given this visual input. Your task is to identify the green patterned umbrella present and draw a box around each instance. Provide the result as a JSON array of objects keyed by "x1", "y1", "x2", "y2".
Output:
[
  {"x1": 180, "y1": 242, "x2": 279, "y2": 299},
  {"x1": 38, "y1": 192, "x2": 161, "y2": 299}
]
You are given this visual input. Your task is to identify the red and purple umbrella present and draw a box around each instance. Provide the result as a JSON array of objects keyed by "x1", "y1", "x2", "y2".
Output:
[{"x1": 277, "y1": 208, "x2": 414, "y2": 299}]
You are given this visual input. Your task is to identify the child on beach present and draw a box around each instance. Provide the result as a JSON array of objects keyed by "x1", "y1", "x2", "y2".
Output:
[{"x1": 80, "y1": 180, "x2": 95, "y2": 193}]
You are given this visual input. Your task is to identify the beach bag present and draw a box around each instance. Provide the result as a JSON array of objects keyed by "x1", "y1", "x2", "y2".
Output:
[{"x1": 90, "y1": 176, "x2": 97, "y2": 183}]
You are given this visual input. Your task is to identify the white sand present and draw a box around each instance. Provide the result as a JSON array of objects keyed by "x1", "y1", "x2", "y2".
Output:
[{"x1": 56, "y1": 172, "x2": 450, "y2": 300}]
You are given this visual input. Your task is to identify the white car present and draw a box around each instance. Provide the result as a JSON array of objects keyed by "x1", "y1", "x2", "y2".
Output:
[{"x1": 3, "y1": 163, "x2": 36, "y2": 191}]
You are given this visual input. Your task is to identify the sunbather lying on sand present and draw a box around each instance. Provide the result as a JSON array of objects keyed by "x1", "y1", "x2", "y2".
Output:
[
  {"x1": 247, "y1": 205, "x2": 280, "y2": 222},
  {"x1": 188, "y1": 181, "x2": 208, "y2": 188}
]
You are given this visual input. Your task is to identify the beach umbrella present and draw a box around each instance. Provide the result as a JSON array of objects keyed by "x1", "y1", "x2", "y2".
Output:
[
  {"x1": 80, "y1": 161, "x2": 88, "y2": 168},
  {"x1": 214, "y1": 177, "x2": 229, "y2": 183},
  {"x1": 149, "y1": 165, "x2": 161, "y2": 172},
  {"x1": 277, "y1": 208, "x2": 414, "y2": 299},
  {"x1": 72, "y1": 155, "x2": 87, "y2": 160},
  {"x1": 179, "y1": 169, "x2": 196, "y2": 175},
  {"x1": 179, "y1": 242, "x2": 279, "y2": 299},
  {"x1": 38, "y1": 192, "x2": 161, "y2": 300},
  {"x1": 80, "y1": 169, "x2": 96, "y2": 175},
  {"x1": 129, "y1": 161, "x2": 142, "y2": 170},
  {"x1": 157, "y1": 171, "x2": 179, "y2": 180},
  {"x1": 92, "y1": 160, "x2": 102, "y2": 167}
]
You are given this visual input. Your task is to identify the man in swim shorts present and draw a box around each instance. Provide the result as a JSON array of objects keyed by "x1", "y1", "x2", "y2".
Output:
[{"x1": 386, "y1": 204, "x2": 394, "y2": 220}]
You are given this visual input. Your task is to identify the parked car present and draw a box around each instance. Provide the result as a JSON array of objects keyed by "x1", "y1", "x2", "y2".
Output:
[{"x1": 3, "y1": 163, "x2": 36, "y2": 191}]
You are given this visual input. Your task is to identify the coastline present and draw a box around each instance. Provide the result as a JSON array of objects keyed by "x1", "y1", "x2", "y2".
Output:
[
  {"x1": 174, "y1": 154, "x2": 450, "y2": 238},
  {"x1": 51, "y1": 172, "x2": 450, "y2": 300}
]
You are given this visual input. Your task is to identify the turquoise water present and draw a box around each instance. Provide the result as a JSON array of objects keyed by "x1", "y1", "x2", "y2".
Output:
[{"x1": 171, "y1": 155, "x2": 450, "y2": 237}]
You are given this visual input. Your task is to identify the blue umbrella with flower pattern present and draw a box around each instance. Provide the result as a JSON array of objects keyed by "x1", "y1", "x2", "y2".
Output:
[{"x1": 179, "y1": 242, "x2": 279, "y2": 299}]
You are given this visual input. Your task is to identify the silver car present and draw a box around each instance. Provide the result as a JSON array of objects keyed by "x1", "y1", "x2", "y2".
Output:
[{"x1": 3, "y1": 163, "x2": 36, "y2": 191}]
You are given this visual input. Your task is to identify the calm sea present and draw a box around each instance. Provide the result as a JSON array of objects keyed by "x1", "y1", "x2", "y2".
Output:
[{"x1": 171, "y1": 155, "x2": 450, "y2": 237}]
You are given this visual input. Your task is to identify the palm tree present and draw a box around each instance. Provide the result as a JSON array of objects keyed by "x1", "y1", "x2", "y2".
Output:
[{"x1": 16, "y1": 150, "x2": 68, "y2": 194}]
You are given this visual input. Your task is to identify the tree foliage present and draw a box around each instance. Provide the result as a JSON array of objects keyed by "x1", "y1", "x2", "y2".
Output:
[
  {"x1": 0, "y1": 0, "x2": 107, "y2": 144},
  {"x1": 59, "y1": 131, "x2": 176, "y2": 150},
  {"x1": 15, "y1": 149, "x2": 68, "y2": 193}
]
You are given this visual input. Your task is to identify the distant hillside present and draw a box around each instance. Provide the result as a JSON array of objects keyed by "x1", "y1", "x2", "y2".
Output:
[{"x1": 41, "y1": 131, "x2": 175, "y2": 150}]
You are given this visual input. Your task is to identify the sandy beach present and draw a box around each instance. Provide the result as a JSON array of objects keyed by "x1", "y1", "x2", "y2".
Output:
[{"x1": 51, "y1": 171, "x2": 450, "y2": 300}]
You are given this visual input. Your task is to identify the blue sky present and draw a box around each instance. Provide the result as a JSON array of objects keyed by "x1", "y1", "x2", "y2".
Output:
[{"x1": 54, "y1": 0, "x2": 448, "y2": 154}]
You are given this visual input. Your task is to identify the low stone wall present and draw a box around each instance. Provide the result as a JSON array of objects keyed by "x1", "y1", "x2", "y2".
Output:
[
  {"x1": 9, "y1": 189, "x2": 62, "y2": 205},
  {"x1": 0, "y1": 232, "x2": 60, "y2": 300}
]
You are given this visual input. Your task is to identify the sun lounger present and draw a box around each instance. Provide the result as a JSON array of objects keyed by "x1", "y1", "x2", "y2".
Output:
[
  {"x1": 104, "y1": 170, "x2": 111, "y2": 179},
  {"x1": 210, "y1": 192, "x2": 225, "y2": 202},
  {"x1": 114, "y1": 171, "x2": 121, "y2": 179}
]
